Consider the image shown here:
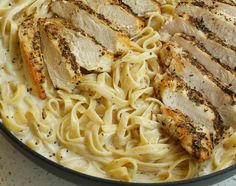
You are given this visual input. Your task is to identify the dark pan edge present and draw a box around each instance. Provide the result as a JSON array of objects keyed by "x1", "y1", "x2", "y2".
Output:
[{"x1": 0, "y1": 122, "x2": 236, "y2": 186}]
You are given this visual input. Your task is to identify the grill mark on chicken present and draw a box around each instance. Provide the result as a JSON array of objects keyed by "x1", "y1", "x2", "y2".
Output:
[
  {"x1": 18, "y1": 18, "x2": 46, "y2": 99},
  {"x1": 158, "y1": 107, "x2": 213, "y2": 161},
  {"x1": 157, "y1": 74, "x2": 225, "y2": 143},
  {"x1": 172, "y1": 34, "x2": 236, "y2": 94}
]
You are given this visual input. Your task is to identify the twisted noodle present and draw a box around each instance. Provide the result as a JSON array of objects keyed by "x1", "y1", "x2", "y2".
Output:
[{"x1": 0, "y1": 0, "x2": 236, "y2": 183}]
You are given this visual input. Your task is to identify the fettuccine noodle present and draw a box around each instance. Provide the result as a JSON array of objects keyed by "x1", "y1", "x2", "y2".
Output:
[{"x1": 0, "y1": 0, "x2": 236, "y2": 183}]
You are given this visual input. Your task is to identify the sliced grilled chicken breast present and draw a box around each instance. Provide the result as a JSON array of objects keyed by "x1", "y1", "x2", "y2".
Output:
[
  {"x1": 191, "y1": 0, "x2": 236, "y2": 30},
  {"x1": 156, "y1": 74, "x2": 224, "y2": 142},
  {"x1": 172, "y1": 34, "x2": 236, "y2": 94},
  {"x1": 41, "y1": 18, "x2": 113, "y2": 72},
  {"x1": 39, "y1": 18, "x2": 114, "y2": 92},
  {"x1": 160, "y1": 43, "x2": 236, "y2": 128},
  {"x1": 158, "y1": 107, "x2": 213, "y2": 161},
  {"x1": 162, "y1": 17, "x2": 236, "y2": 71},
  {"x1": 115, "y1": 0, "x2": 160, "y2": 17},
  {"x1": 51, "y1": 0, "x2": 130, "y2": 53},
  {"x1": 200, "y1": 0, "x2": 236, "y2": 17},
  {"x1": 176, "y1": 3, "x2": 236, "y2": 48},
  {"x1": 39, "y1": 18, "x2": 81, "y2": 92},
  {"x1": 81, "y1": 0, "x2": 144, "y2": 36},
  {"x1": 18, "y1": 18, "x2": 46, "y2": 99}
]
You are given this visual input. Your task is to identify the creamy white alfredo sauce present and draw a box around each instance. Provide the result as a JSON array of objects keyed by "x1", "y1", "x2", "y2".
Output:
[{"x1": 0, "y1": 0, "x2": 235, "y2": 183}]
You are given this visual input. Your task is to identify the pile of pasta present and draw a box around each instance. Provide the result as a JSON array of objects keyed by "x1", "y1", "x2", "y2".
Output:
[{"x1": 0, "y1": 0, "x2": 236, "y2": 183}]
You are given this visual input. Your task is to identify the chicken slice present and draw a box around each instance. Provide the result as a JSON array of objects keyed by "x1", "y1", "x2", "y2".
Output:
[
  {"x1": 160, "y1": 43, "x2": 236, "y2": 128},
  {"x1": 156, "y1": 74, "x2": 224, "y2": 142},
  {"x1": 81, "y1": 0, "x2": 144, "y2": 36},
  {"x1": 114, "y1": 0, "x2": 160, "y2": 17},
  {"x1": 176, "y1": 2, "x2": 236, "y2": 48},
  {"x1": 38, "y1": 19, "x2": 81, "y2": 92},
  {"x1": 191, "y1": 0, "x2": 236, "y2": 31},
  {"x1": 39, "y1": 18, "x2": 114, "y2": 92},
  {"x1": 51, "y1": 0, "x2": 131, "y2": 53},
  {"x1": 172, "y1": 34, "x2": 236, "y2": 94},
  {"x1": 158, "y1": 107, "x2": 213, "y2": 161},
  {"x1": 41, "y1": 18, "x2": 113, "y2": 72},
  {"x1": 161, "y1": 17, "x2": 236, "y2": 71},
  {"x1": 18, "y1": 18, "x2": 46, "y2": 99},
  {"x1": 199, "y1": 0, "x2": 236, "y2": 17}
]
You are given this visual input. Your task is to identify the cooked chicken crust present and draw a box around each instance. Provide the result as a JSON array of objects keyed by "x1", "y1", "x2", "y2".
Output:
[
  {"x1": 18, "y1": 18, "x2": 46, "y2": 99},
  {"x1": 158, "y1": 107, "x2": 213, "y2": 161},
  {"x1": 156, "y1": 74, "x2": 225, "y2": 143}
]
